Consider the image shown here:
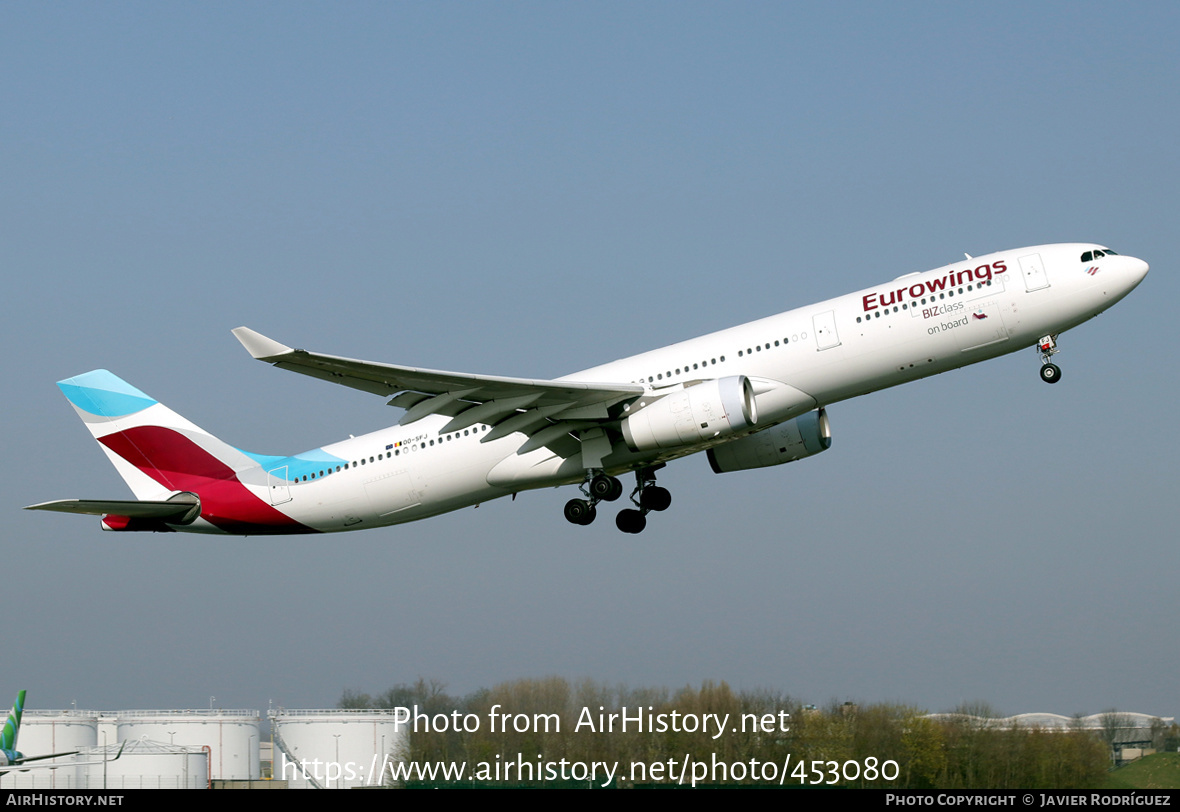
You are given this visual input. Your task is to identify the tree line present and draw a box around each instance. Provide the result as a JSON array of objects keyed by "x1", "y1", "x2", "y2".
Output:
[{"x1": 340, "y1": 677, "x2": 1123, "y2": 788}]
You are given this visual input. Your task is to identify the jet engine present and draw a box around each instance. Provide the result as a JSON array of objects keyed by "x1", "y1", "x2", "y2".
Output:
[
  {"x1": 706, "y1": 408, "x2": 831, "y2": 473},
  {"x1": 621, "y1": 376, "x2": 757, "y2": 452}
]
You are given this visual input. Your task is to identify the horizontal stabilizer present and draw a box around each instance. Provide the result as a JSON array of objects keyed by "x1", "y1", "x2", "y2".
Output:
[{"x1": 25, "y1": 498, "x2": 198, "y2": 521}]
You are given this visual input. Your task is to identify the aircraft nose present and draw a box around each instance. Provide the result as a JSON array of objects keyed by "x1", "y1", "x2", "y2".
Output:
[
  {"x1": 1127, "y1": 255, "x2": 1149, "y2": 285},
  {"x1": 1111, "y1": 254, "x2": 1149, "y2": 298}
]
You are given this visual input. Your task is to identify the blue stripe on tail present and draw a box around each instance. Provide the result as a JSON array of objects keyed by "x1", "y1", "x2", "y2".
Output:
[{"x1": 58, "y1": 370, "x2": 158, "y2": 418}]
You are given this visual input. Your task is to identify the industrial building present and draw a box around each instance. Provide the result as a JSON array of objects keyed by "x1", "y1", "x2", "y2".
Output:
[{"x1": 5, "y1": 706, "x2": 406, "y2": 789}]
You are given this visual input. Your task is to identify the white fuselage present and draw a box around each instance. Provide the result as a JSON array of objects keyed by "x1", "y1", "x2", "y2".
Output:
[{"x1": 208, "y1": 243, "x2": 1146, "y2": 533}]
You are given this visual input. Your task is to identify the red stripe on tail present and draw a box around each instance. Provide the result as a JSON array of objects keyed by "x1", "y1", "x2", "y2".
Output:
[{"x1": 100, "y1": 427, "x2": 316, "y2": 534}]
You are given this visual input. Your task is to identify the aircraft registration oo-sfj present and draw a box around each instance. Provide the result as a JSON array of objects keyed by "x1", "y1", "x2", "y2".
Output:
[{"x1": 28, "y1": 244, "x2": 1147, "y2": 535}]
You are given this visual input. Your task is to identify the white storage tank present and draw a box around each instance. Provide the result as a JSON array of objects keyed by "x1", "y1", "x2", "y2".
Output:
[
  {"x1": 96, "y1": 714, "x2": 118, "y2": 750},
  {"x1": 269, "y1": 708, "x2": 407, "y2": 789},
  {"x1": 75, "y1": 740, "x2": 208, "y2": 790},
  {"x1": 4, "y1": 709, "x2": 99, "y2": 789},
  {"x1": 116, "y1": 709, "x2": 260, "y2": 780}
]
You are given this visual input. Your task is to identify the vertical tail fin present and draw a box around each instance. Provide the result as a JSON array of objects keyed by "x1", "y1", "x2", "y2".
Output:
[
  {"x1": 1, "y1": 691, "x2": 24, "y2": 751},
  {"x1": 57, "y1": 370, "x2": 257, "y2": 500},
  {"x1": 50, "y1": 370, "x2": 316, "y2": 534}
]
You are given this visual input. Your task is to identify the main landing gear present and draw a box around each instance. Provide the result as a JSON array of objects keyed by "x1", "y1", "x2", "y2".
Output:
[
  {"x1": 1037, "y1": 335, "x2": 1062, "y2": 384},
  {"x1": 564, "y1": 467, "x2": 671, "y2": 533},
  {"x1": 563, "y1": 471, "x2": 623, "y2": 527},
  {"x1": 615, "y1": 473, "x2": 671, "y2": 535}
]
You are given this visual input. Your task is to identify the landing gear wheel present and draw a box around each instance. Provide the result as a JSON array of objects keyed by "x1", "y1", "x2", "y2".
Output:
[
  {"x1": 564, "y1": 498, "x2": 596, "y2": 526},
  {"x1": 590, "y1": 473, "x2": 623, "y2": 502},
  {"x1": 616, "y1": 509, "x2": 647, "y2": 534},
  {"x1": 640, "y1": 485, "x2": 671, "y2": 512},
  {"x1": 1040, "y1": 363, "x2": 1061, "y2": 384}
]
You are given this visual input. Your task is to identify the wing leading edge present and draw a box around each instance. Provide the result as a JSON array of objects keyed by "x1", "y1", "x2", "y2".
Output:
[{"x1": 231, "y1": 327, "x2": 643, "y2": 443}]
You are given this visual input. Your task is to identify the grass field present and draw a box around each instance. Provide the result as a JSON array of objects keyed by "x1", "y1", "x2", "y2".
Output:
[{"x1": 1104, "y1": 752, "x2": 1180, "y2": 789}]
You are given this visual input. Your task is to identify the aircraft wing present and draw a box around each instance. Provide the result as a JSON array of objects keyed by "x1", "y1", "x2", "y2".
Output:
[
  {"x1": 0, "y1": 750, "x2": 80, "y2": 771},
  {"x1": 0, "y1": 743, "x2": 125, "y2": 773},
  {"x1": 233, "y1": 327, "x2": 643, "y2": 443}
]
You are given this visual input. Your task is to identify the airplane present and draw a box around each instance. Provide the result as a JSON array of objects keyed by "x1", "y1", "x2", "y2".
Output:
[
  {"x1": 0, "y1": 690, "x2": 125, "y2": 773},
  {"x1": 27, "y1": 243, "x2": 1148, "y2": 535}
]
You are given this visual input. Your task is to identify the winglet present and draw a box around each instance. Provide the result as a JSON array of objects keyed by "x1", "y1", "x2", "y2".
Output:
[{"x1": 232, "y1": 327, "x2": 293, "y2": 360}]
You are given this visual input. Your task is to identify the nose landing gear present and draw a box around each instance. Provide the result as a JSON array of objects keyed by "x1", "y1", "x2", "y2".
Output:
[{"x1": 1037, "y1": 335, "x2": 1062, "y2": 384}]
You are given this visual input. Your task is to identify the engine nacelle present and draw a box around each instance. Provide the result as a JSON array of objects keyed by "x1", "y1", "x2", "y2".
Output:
[
  {"x1": 707, "y1": 408, "x2": 831, "y2": 473},
  {"x1": 621, "y1": 376, "x2": 757, "y2": 452}
]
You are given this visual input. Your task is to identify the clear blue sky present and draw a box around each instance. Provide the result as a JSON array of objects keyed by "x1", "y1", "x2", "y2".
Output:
[{"x1": 3, "y1": 2, "x2": 1175, "y2": 718}]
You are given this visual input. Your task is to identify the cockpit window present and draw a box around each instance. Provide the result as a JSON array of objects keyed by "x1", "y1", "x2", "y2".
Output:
[{"x1": 1081, "y1": 248, "x2": 1118, "y2": 263}]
